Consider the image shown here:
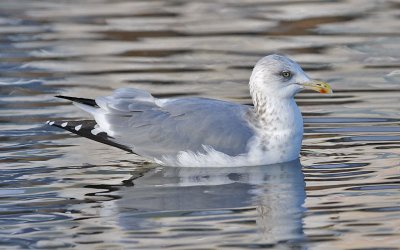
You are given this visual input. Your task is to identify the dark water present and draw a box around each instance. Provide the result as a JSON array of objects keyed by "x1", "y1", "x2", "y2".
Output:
[{"x1": 1, "y1": 0, "x2": 399, "y2": 249}]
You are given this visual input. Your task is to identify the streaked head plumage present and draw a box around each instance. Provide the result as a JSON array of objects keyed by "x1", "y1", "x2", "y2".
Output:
[{"x1": 249, "y1": 54, "x2": 331, "y2": 99}]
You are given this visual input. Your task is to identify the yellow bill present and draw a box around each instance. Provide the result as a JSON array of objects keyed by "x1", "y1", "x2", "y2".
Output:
[{"x1": 302, "y1": 80, "x2": 333, "y2": 94}]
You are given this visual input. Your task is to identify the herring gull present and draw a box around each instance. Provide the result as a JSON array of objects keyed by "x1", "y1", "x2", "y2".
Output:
[{"x1": 47, "y1": 54, "x2": 332, "y2": 167}]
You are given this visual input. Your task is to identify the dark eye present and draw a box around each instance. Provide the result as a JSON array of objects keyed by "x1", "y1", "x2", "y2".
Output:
[{"x1": 281, "y1": 71, "x2": 292, "y2": 78}]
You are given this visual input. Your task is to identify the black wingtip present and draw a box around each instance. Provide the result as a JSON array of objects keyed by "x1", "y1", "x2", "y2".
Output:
[
  {"x1": 55, "y1": 95, "x2": 98, "y2": 107},
  {"x1": 46, "y1": 119, "x2": 134, "y2": 153}
]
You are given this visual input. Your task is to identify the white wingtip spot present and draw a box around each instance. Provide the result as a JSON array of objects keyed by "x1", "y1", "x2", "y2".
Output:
[
  {"x1": 46, "y1": 120, "x2": 50, "y2": 124},
  {"x1": 91, "y1": 128, "x2": 101, "y2": 135},
  {"x1": 90, "y1": 124, "x2": 104, "y2": 135},
  {"x1": 49, "y1": 121, "x2": 55, "y2": 126},
  {"x1": 61, "y1": 122, "x2": 68, "y2": 127},
  {"x1": 75, "y1": 124, "x2": 82, "y2": 131}
]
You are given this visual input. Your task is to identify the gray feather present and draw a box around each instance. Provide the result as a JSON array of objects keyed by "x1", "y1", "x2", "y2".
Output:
[{"x1": 89, "y1": 88, "x2": 255, "y2": 160}]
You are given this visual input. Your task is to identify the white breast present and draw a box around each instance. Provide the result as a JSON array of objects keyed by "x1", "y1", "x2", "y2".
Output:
[{"x1": 249, "y1": 98, "x2": 304, "y2": 164}]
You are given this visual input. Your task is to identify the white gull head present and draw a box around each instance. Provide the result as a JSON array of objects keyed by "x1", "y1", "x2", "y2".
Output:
[
  {"x1": 250, "y1": 55, "x2": 308, "y2": 99},
  {"x1": 250, "y1": 54, "x2": 332, "y2": 100}
]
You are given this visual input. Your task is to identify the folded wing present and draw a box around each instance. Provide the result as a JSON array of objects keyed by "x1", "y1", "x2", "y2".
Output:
[{"x1": 55, "y1": 88, "x2": 256, "y2": 161}]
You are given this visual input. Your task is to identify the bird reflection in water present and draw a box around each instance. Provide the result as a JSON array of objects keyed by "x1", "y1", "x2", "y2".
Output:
[{"x1": 95, "y1": 160, "x2": 305, "y2": 244}]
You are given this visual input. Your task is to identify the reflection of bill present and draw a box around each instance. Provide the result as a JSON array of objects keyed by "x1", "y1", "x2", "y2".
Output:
[{"x1": 107, "y1": 159, "x2": 305, "y2": 245}]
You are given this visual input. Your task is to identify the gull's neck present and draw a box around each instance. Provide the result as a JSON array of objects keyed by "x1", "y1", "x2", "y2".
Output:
[
  {"x1": 249, "y1": 84, "x2": 302, "y2": 131},
  {"x1": 252, "y1": 93, "x2": 297, "y2": 124}
]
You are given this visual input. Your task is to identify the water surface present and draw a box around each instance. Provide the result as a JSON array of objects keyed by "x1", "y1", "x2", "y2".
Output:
[{"x1": 0, "y1": 0, "x2": 399, "y2": 249}]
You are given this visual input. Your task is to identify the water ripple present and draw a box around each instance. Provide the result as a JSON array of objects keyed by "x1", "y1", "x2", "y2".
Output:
[{"x1": 0, "y1": 0, "x2": 399, "y2": 249}]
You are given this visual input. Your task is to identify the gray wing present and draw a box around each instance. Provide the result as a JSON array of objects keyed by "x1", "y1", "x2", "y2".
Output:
[{"x1": 78, "y1": 88, "x2": 256, "y2": 160}]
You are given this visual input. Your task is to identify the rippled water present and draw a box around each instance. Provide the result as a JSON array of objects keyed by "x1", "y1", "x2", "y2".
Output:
[{"x1": 1, "y1": 0, "x2": 399, "y2": 249}]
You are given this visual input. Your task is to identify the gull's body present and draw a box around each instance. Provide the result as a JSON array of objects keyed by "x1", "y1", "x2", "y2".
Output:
[{"x1": 49, "y1": 55, "x2": 331, "y2": 167}]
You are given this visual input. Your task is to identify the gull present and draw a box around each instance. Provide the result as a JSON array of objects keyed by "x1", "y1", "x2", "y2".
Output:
[{"x1": 48, "y1": 54, "x2": 332, "y2": 167}]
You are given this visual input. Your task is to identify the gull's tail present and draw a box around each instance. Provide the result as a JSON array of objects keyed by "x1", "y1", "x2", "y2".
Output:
[
  {"x1": 47, "y1": 96, "x2": 133, "y2": 153},
  {"x1": 55, "y1": 95, "x2": 98, "y2": 107}
]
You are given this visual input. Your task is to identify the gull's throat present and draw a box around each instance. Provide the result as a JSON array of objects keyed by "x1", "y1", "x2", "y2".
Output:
[{"x1": 252, "y1": 93, "x2": 295, "y2": 130}]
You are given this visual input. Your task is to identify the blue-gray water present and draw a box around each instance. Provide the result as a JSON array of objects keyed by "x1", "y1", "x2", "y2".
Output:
[{"x1": 1, "y1": 0, "x2": 399, "y2": 249}]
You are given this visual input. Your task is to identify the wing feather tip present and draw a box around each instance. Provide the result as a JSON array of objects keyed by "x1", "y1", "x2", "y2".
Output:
[{"x1": 46, "y1": 119, "x2": 134, "y2": 154}]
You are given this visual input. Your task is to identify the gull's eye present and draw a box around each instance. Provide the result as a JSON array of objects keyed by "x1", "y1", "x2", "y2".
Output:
[{"x1": 281, "y1": 71, "x2": 292, "y2": 78}]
